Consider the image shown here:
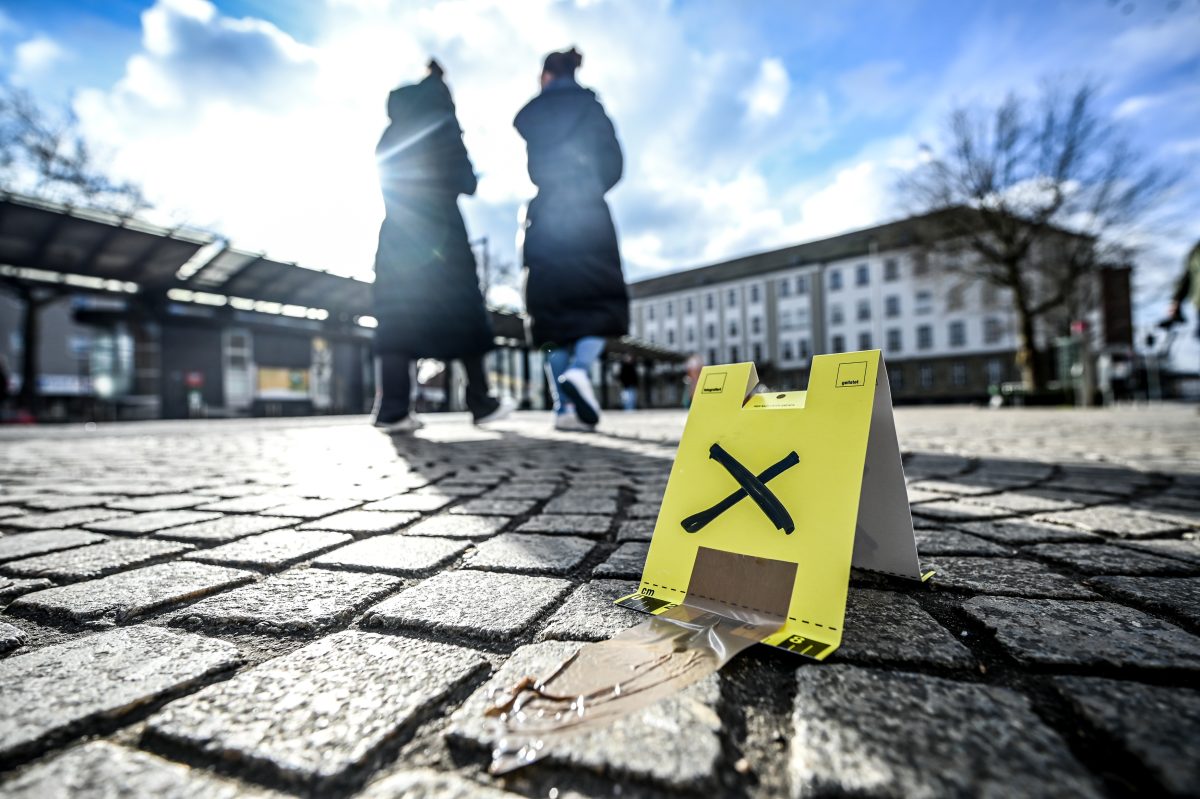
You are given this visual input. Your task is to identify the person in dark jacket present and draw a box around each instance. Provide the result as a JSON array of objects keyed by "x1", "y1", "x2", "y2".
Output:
[
  {"x1": 372, "y1": 60, "x2": 513, "y2": 432},
  {"x1": 515, "y1": 47, "x2": 628, "y2": 431}
]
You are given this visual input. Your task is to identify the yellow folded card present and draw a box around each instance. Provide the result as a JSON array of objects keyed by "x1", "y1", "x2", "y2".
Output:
[{"x1": 616, "y1": 350, "x2": 928, "y2": 661}]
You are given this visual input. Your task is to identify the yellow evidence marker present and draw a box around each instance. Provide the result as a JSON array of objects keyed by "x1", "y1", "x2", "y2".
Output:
[{"x1": 615, "y1": 350, "x2": 931, "y2": 661}]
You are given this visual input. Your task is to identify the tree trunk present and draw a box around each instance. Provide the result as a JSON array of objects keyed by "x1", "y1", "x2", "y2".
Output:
[
  {"x1": 17, "y1": 288, "x2": 40, "y2": 413},
  {"x1": 1011, "y1": 281, "x2": 1045, "y2": 394}
]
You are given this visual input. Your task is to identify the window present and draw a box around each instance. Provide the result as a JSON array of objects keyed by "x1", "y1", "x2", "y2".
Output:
[
  {"x1": 829, "y1": 270, "x2": 843, "y2": 291},
  {"x1": 796, "y1": 275, "x2": 809, "y2": 295},
  {"x1": 779, "y1": 278, "x2": 791, "y2": 298},
  {"x1": 948, "y1": 320, "x2": 966, "y2": 348},
  {"x1": 752, "y1": 343, "x2": 763, "y2": 363},
  {"x1": 984, "y1": 317, "x2": 1004, "y2": 344},
  {"x1": 730, "y1": 345, "x2": 740, "y2": 362},
  {"x1": 798, "y1": 338, "x2": 810, "y2": 359},
  {"x1": 890, "y1": 368, "x2": 905, "y2": 391},
  {"x1": 706, "y1": 323, "x2": 716, "y2": 340},
  {"x1": 946, "y1": 284, "x2": 964, "y2": 312},
  {"x1": 883, "y1": 258, "x2": 899, "y2": 281},
  {"x1": 782, "y1": 341, "x2": 794, "y2": 360},
  {"x1": 727, "y1": 289, "x2": 737, "y2": 307},
  {"x1": 685, "y1": 297, "x2": 694, "y2": 314},
  {"x1": 751, "y1": 316, "x2": 762, "y2": 335},
  {"x1": 920, "y1": 364, "x2": 934, "y2": 388},
  {"x1": 830, "y1": 304, "x2": 844, "y2": 325},
  {"x1": 887, "y1": 328, "x2": 902, "y2": 353},
  {"x1": 917, "y1": 324, "x2": 933, "y2": 351},
  {"x1": 858, "y1": 332, "x2": 872, "y2": 350},
  {"x1": 857, "y1": 299, "x2": 871, "y2": 321},
  {"x1": 707, "y1": 348, "x2": 718, "y2": 365},
  {"x1": 885, "y1": 295, "x2": 900, "y2": 318},
  {"x1": 780, "y1": 310, "x2": 793, "y2": 331},
  {"x1": 981, "y1": 282, "x2": 998, "y2": 308},
  {"x1": 855, "y1": 263, "x2": 869, "y2": 286},
  {"x1": 729, "y1": 321, "x2": 739, "y2": 337},
  {"x1": 665, "y1": 301, "x2": 674, "y2": 318},
  {"x1": 667, "y1": 329, "x2": 675, "y2": 346},
  {"x1": 647, "y1": 305, "x2": 655, "y2": 321},
  {"x1": 915, "y1": 290, "x2": 933, "y2": 315},
  {"x1": 831, "y1": 334, "x2": 845, "y2": 352},
  {"x1": 987, "y1": 358, "x2": 1004, "y2": 385},
  {"x1": 749, "y1": 284, "x2": 761, "y2": 303},
  {"x1": 912, "y1": 251, "x2": 929, "y2": 276},
  {"x1": 706, "y1": 293, "x2": 714, "y2": 311},
  {"x1": 686, "y1": 327, "x2": 695, "y2": 344},
  {"x1": 952, "y1": 361, "x2": 967, "y2": 386}
]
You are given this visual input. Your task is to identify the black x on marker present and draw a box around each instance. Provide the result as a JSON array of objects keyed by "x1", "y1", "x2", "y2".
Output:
[{"x1": 681, "y1": 443, "x2": 799, "y2": 534}]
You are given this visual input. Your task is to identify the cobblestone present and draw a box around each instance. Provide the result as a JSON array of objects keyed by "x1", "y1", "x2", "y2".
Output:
[
  {"x1": 0, "y1": 741, "x2": 275, "y2": 798},
  {"x1": 1086, "y1": 576, "x2": 1200, "y2": 627},
  {"x1": 357, "y1": 768, "x2": 514, "y2": 799},
  {"x1": 1054, "y1": 677, "x2": 1200, "y2": 796},
  {"x1": 6, "y1": 508, "x2": 129, "y2": 531},
  {"x1": 0, "y1": 576, "x2": 52, "y2": 603},
  {"x1": 0, "y1": 529, "x2": 109, "y2": 562},
  {"x1": 923, "y1": 556, "x2": 1098, "y2": 598},
  {"x1": 107, "y1": 493, "x2": 216, "y2": 511},
  {"x1": 0, "y1": 620, "x2": 26, "y2": 654},
  {"x1": 313, "y1": 534, "x2": 469, "y2": 576},
  {"x1": 1034, "y1": 506, "x2": 1196, "y2": 538},
  {"x1": 172, "y1": 568, "x2": 401, "y2": 633},
  {"x1": 448, "y1": 640, "x2": 722, "y2": 789},
  {"x1": 146, "y1": 631, "x2": 486, "y2": 792},
  {"x1": 464, "y1": 532, "x2": 595, "y2": 575},
  {"x1": 1114, "y1": 536, "x2": 1200, "y2": 565},
  {"x1": 402, "y1": 514, "x2": 508, "y2": 540},
  {"x1": 538, "y1": 578, "x2": 641, "y2": 641},
  {"x1": 838, "y1": 589, "x2": 975, "y2": 668},
  {"x1": 0, "y1": 627, "x2": 240, "y2": 761},
  {"x1": 914, "y1": 528, "x2": 1012, "y2": 556},
  {"x1": 361, "y1": 490, "x2": 457, "y2": 512},
  {"x1": 592, "y1": 541, "x2": 649, "y2": 578},
  {"x1": 955, "y1": 517, "x2": 1105, "y2": 544},
  {"x1": 260, "y1": 498, "x2": 362, "y2": 518},
  {"x1": 963, "y1": 597, "x2": 1200, "y2": 669},
  {"x1": 1, "y1": 538, "x2": 193, "y2": 581},
  {"x1": 297, "y1": 510, "x2": 420, "y2": 535},
  {"x1": 155, "y1": 514, "x2": 301, "y2": 543},
  {"x1": 789, "y1": 666, "x2": 1101, "y2": 798},
  {"x1": 186, "y1": 529, "x2": 352, "y2": 571},
  {"x1": 364, "y1": 569, "x2": 571, "y2": 641},
  {"x1": 1026, "y1": 543, "x2": 1196, "y2": 576},
  {"x1": 9, "y1": 561, "x2": 254, "y2": 624},
  {"x1": 514, "y1": 514, "x2": 611, "y2": 536},
  {"x1": 84, "y1": 510, "x2": 222, "y2": 536},
  {"x1": 449, "y1": 498, "x2": 538, "y2": 517}
]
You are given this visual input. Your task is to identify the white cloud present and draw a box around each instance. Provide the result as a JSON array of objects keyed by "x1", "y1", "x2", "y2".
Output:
[
  {"x1": 741, "y1": 57, "x2": 789, "y2": 122},
  {"x1": 14, "y1": 36, "x2": 67, "y2": 81}
]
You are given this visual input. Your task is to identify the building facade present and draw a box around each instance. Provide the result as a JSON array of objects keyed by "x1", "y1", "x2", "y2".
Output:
[{"x1": 629, "y1": 213, "x2": 1133, "y2": 404}]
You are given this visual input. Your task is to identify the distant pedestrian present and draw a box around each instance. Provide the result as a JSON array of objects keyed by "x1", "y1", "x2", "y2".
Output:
[
  {"x1": 683, "y1": 353, "x2": 703, "y2": 408},
  {"x1": 515, "y1": 47, "x2": 628, "y2": 432},
  {"x1": 618, "y1": 355, "x2": 638, "y2": 411},
  {"x1": 372, "y1": 59, "x2": 514, "y2": 433}
]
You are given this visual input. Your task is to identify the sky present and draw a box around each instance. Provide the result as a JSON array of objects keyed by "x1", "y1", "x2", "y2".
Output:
[{"x1": 1, "y1": 0, "x2": 1198, "y2": 362}]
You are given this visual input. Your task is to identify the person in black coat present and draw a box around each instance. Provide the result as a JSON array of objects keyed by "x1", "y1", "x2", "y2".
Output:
[
  {"x1": 515, "y1": 47, "x2": 628, "y2": 431},
  {"x1": 372, "y1": 60, "x2": 512, "y2": 432}
]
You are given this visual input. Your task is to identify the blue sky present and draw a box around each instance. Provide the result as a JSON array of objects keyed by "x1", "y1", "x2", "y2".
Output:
[{"x1": 2, "y1": 0, "x2": 1198, "y2": 361}]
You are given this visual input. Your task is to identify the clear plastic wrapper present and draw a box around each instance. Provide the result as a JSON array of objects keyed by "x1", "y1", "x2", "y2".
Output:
[{"x1": 486, "y1": 603, "x2": 781, "y2": 774}]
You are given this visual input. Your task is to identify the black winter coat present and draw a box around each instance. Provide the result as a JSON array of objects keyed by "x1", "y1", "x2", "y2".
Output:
[
  {"x1": 372, "y1": 75, "x2": 493, "y2": 359},
  {"x1": 515, "y1": 79, "x2": 628, "y2": 347}
]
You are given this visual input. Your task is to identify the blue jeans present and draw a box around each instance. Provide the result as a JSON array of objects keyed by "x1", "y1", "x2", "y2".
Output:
[{"x1": 545, "y1": 336, "x2": 605, "y2": 415}]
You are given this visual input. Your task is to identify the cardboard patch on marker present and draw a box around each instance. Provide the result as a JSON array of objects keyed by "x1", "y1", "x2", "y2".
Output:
[{"x1": 486, "y1": 351, "x2": 927, "y2": 773}]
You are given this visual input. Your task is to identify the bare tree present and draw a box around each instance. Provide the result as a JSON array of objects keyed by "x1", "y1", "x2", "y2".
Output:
[
  {"x1": 0, "y1": 84, "x2": 150, "y2": 412},
  {"x1": 0, "y1": 83, "x2": 148, "y2": 214},
  {"x1": 901, "y1": 82, "x2": 1171, "y2": 392}
]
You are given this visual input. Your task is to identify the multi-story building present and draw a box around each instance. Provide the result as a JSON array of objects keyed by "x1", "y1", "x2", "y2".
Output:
[{"x1": 629, "y1": 210, "x2": 1133, "y2": 403}]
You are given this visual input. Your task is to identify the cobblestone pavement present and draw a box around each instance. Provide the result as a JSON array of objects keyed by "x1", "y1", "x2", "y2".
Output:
[{"x1": 0, "y1": 405, "x2": 1198, "y2": 798}]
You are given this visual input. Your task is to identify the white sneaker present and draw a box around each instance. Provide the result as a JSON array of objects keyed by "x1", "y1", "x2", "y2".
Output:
[
  {"x1": 474, "y1": 395, "x2": 516, "y2": 426},
  {"x1": 554, "y1": 414, "x2": 595, "y2": 432},
  {"x1": 374, "y1": 415, "x2": 424, "y2": 434},
  {"x1": 557, "y1": 368, "x2": 600, "y2": 425}
]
